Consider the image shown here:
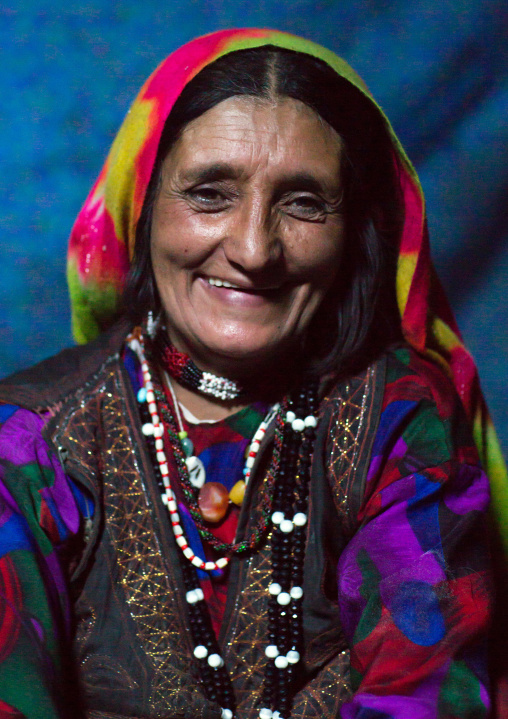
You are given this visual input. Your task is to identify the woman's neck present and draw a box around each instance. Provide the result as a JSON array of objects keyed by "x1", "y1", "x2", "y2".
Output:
[{"x1": 165, "y1": 374, "x2": 249, "y2": 421}]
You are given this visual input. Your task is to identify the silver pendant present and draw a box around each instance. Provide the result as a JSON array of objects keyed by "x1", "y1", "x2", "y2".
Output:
[{"x1": 186, "y1": 455, "x2": 206, "y2": 488}]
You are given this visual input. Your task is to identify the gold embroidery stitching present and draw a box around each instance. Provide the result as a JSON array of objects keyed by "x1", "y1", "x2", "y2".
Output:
[
  {"x1": 326, "y1": 366, "x2": 376, "y2": 532},
  {"x1": 53, "y1": 363, "x2": 211, "y2": 717}
]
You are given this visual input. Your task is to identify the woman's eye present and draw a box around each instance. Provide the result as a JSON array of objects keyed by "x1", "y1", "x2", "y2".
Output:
[
  {"x1": 187, "y1": 186, "x2": 231, "y2": 210},
  {"x1": 283, "y1": 194, "x2": 328, "y2": 220}
]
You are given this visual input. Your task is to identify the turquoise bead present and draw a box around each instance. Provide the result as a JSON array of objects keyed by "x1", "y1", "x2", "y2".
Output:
[
  {"x1": 181, "y1": 437, "x2": 194, "y2": 457},
  {"x1": 137, "y1": 387, "x2": 147, "y2": 403}
]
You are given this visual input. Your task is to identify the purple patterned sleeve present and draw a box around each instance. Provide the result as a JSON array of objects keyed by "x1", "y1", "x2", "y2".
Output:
[{"x1": 337, "y1": 350, "x2": 492, "y2": 719}]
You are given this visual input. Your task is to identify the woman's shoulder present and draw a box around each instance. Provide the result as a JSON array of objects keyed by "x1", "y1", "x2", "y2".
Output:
[
  {"x1": 0, "y1": 319, "x2": 131, "y2": 412},
  {"x1": 325, "y1": 343, "x2": 479, "y2": 469},
  {"x1": 327, "y1": 342, "x2": 469, "y2": 421},
  {"x1": 0, "y1": 403, "x2": 84, "y2": 550},
  {"x1": 375, "y1": 343, "x2": 479, "y2": 469}
]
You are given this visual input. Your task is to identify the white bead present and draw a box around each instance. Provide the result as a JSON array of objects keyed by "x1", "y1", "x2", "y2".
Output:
[
  {"x1": 274, "y1": 655, "x2": 289, "y2": 669},
  {"x1": 304, "y1": 415, "x2": 317, "y2": 428},
  {"x1": 287, "y1": 650, "x2": 300, "y2": 664},
  {"x1": 176, "y1": 536, "x2": 187, "y2": 548},
  {"x1": 168, "y1": 500, "x2": 177, "y2": 513},
  {"x1": 148, "y1": 402, "x2": 157, "y2": 414},
  {"x1": 216, "y1": 557, "x2": 228, "y2": 569},
  {"x1": 271, "y1": 511, "x2": 284, "y2": 525},
  {"x1": 192, "y1": 556, "x2": 204, "y2": 568},
  {"x1": 268, "y1": 582, "x2": 281, "y2": 596},
  {"x1": 265, "y1": 644, "x2": 279, "y2": 658},
  {"x1": 293, "y1": 512, "x2": 307, "y2": 526},
  {"x1": 142, "y1": 423, "x2": 154, "y2": 436},
  {"x1": 245, "y1": 456, "x2": 255, "y2": 468},
  {"x1": 183, "y1": 547, "x2": 193, "y2": 559},
  {"x1": 193, "y1": 644, "x2": 208, "y2": 659},
  {"x1": 273, "y1": 712, "x2": 280, "y2": 719},
  {"x1": 186, "y1": 456, "x2": 206, "y2": 488},
  {"x1": 286, "y1": 411, "x2": 296, "y2": 423},
  {"x1": 152, "y1": 414, "x2": 160, "y2": 426},
  {"x1": 156, "y1": 451, "x2": 166, "y2": 463},
  {"x1": 208, "y1": 653, "x2": 224, "y2": 668},
  {"x1": 222, "y1": 710, "x2": 233, "y2": 719},
  {"x1": 259, "y1": 708, "x2": 273, "y2": 719},
  {"x1": 290, "y1": 586, "x2": 303, "y2": 600},
  {"x1": 205, "y1": 562, "x2": 216, "y2": 571},
  {"x1": 153, "y1": 425, "x2": 163, "y2": 438},
  {"x1": 155, "y1": 438, "x2": 164, "y2": 450},
  {"x1": 277, "y1": 592, "x2": 291, "y2": 606},
  {"x1": 291, "y1": 418, "x2": 305, "y2": 432},
  {"x1": 194, "y1": 588, "x2": 204, "y2": 601},
  {"x1": 280, "y1": 519, "x2": 294, "y2": 534},
  {"x1": 173, "y1": 524, "x2": 183, "y2": 536},
  {"x1": 186, "y1": 589, "x2": 198, "y2": 604},
  {"x1": 146, "y1": 390, "x2": 155, "y2": 403}
]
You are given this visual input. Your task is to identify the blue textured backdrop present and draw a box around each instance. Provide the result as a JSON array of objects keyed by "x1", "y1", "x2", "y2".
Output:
[{"x1": 1, "y1": 2, "x2": 507, "y2": 450}]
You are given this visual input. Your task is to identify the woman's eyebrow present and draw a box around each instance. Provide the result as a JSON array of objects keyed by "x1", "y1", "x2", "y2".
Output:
[
  {"x1": 178, "y1": 162, "x2": 242, "y2": 184},
  {"x1": 178, "y1": 165, "x2": 339, "y2": 195},
  {"x1": 274, "y1": 172, "x2": 339, "y2": 196}
]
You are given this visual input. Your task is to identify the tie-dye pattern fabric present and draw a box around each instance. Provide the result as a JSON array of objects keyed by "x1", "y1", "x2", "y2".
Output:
[
  {"x1": 65, "y1": 28, "x2": 506, "y2": 547},
  {"x1": 0, "y1": 406, "x2": 92, "y2": 719},
  {"x1": 0, "y1": 346, "x2": 491, "y2": 718}
]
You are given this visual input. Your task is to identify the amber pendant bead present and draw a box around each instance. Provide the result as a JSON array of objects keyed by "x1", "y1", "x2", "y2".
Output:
[
  {"x1": 198, "y1": 482, "x2": 230, "y2": 523},
  {"x1": 229, "y1": 479, "x2": 246, "y2": 506}
]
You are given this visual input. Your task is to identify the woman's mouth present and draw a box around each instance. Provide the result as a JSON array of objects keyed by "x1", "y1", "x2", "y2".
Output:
[
  {"x1": 200, "y1": 276, "x2": 283, "y2": 306},
  {"x1": 205, "y1": 276, "x2": 279, "y2": 293},
  {"x1": 207, "y1": 277, "x2": 242, "y2": 289}
]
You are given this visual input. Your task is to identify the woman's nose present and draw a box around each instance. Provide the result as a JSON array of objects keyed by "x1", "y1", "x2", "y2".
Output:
[{"x1": 222, "y1": 198, "x2": 282, "y2": 273}]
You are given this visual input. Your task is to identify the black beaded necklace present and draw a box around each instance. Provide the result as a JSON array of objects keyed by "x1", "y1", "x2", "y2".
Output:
[{"x1": 131, "y1": 333, "x2": 318, "y2": 719}]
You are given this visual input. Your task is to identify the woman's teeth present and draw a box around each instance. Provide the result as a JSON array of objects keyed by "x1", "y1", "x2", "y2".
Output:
[{"x1": 208, "y1": 277, "x2": 241, "y2": 289}]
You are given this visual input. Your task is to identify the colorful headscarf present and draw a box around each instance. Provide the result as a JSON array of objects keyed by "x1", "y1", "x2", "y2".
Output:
[{"x1": 67, "y1": 28, "x2": 507, "y2": 550}]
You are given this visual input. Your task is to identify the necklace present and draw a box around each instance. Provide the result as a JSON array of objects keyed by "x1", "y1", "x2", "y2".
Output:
[
  {"x1": 162, "y1": 369, "x2": 279, "y2": 523},
  {"x1": 154, "y1": 330, "x2": 244, "y2": 400},
  {"x1": 127, "y1": 328, "x2": 319, "y2": 719}
]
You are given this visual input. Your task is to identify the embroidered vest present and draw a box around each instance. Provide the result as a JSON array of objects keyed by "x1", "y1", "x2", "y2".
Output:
[{"x1": 42, "y1": 353, "x2": 385, "y2": 719}]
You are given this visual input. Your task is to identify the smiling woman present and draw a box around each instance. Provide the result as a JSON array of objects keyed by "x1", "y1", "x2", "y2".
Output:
[
  {"x1": 150, "y1": 96, "x2": 344, "y2": 383},
  {"x1": 0, "y1": 29, "x2": 502, "y2": 719}
]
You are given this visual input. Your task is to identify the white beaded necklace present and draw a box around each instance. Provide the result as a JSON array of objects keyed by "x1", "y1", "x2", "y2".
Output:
[{"x1": 128, "y1": 334, "x2": 279, "y2": 572}]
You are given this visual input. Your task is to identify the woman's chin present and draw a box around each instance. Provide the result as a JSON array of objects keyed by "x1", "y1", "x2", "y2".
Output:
[{"x1": 192, "y1": 337, "x2": 295, "y2": 380}]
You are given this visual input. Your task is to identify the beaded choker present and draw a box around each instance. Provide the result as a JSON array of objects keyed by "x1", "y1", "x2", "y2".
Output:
[
  {"x1": 127, "y1": 328, "x2": 319, "y2": 719},
  {"x1": 154, "y1": 331, "x2": 244, "y2": 401}
]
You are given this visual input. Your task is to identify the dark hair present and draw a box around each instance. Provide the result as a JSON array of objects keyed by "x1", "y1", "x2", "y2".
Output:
[{"x1": 124, "y1": 46, "x2": 404, "y2": 377}]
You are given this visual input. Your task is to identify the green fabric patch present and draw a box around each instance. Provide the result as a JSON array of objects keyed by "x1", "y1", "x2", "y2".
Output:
[
  {"x1": 350, "y1": 666, "x2": 363, "y2": 693},
  {"x1": 226, "y1": 405, "x2": 267, "y2": 438},
  {"x1": 3, "y1": 462, "x2": 57, "y2": 556},
  {"x1": 12, "y1": 549, "x2": 59, "y2": 660},
  {"x1": 402, "y1": 400, "x2": 452, "y2": 467},
  {"x1": 438, "y1": 660, "x2": 487, "y2": 718},
  {"x1": 353, "y1": 548, "x2": 382, "y2": 645},
  {"x1": 68, "y1": 259, "x2": 121, "y2": 344},
  {"x1": 0, "y1": 589, "x2": 60, "y2": 719}
]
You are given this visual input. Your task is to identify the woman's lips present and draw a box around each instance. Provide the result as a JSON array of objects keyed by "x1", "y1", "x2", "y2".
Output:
[{"x1": 198, "y1": 276, "x2": 282, "y2": 307}]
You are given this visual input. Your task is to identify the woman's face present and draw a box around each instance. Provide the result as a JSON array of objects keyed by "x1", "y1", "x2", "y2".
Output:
[{"x1": 150, "y1": 95, "x2": 345, "y2": 377}]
